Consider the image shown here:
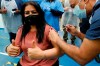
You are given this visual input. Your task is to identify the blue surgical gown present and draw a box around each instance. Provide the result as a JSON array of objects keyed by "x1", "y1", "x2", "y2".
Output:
[
  {"x1": 22, "y1": 0, "x2": 42, "y2": 4},
  {"x1": 40, "y1": 0, "x2": 64, "y2": 31}
]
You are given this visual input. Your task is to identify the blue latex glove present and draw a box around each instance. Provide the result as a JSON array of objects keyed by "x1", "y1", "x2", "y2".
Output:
[{"x1": 43, "y1": 6, "x2": 51, "y2": 11}]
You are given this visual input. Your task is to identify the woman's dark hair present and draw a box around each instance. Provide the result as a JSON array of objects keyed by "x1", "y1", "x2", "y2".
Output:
[{"x1": 20, "y1": 1, "x2": 46, "y2": 43}]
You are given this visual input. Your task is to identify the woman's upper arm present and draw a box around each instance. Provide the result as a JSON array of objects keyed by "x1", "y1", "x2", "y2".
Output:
[{"x1": 15, "y1": 27, "x2": 22, "y2": 47}]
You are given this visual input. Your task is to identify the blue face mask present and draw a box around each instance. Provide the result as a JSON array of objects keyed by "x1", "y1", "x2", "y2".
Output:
[{"x1": 73, "y1": 5, "x2": 87, "y2": 18}]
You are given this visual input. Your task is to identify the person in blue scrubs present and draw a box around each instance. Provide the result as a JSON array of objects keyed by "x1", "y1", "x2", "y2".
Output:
[{"x1": 40, "y1": 0, "x2": 64, "y2": 31}]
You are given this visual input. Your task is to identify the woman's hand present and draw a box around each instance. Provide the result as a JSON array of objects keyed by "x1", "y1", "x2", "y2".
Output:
[
  {"x1": 28, "y1": 40, "x2": 44, "y2": 60},
  {"x1": 6, "y1": 39, "x2": 20, "y2": 57}
]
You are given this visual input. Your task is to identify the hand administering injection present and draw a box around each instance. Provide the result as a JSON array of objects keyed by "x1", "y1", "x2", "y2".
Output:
[
  {"x1": 65, "y1": 24, "x2": 78, "y2": 36},
  {"x1": 48, "y1": 24, "x2": 78, "y2": 44}
]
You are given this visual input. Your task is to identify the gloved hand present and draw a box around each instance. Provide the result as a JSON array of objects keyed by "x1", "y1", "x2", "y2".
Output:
[{"x1": 43, "y1": 6, "x2": 51, "y2": 12}]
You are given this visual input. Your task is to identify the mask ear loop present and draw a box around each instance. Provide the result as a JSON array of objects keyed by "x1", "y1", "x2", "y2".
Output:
[
  {"x1": 77, "y1": 0, "x2": 82, "y2": 5},
  {"x1": 79, "y1": 0, "x2": 87, "y2": 9},
  {"x1": 84, "y1": 4, "x2": 86, "y2": 9},
  {"x1": 72, "y1": 0, "x2": 81, "y2": 12},
  {"x1": 84, "y1": 0, "x2": 89, "y2": 9}
]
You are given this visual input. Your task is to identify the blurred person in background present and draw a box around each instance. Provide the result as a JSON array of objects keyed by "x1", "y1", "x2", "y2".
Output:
[
  {"x1": 61, "y1": 0, "x2": 80, "y2": 45},
  {"x1": 0, "y1": 0, "x2": 23, "y2": 43},
  {"x1": 40, "y1": 0, "x2": 64, "y2": 32}
]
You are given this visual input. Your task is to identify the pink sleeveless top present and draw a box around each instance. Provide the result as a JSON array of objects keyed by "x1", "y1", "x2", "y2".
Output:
[{"x1": 15, "y1": 24, "x2": 58, "y2": 66}]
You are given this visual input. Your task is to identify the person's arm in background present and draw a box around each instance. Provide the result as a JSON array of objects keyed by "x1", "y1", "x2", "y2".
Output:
[
  {"x1": 50, "y1": 1, "x2": 64, "y2": 16},
  {"x1": 50, "y1": 9, "x2": 63, "y2": 16},
  {"x1": 48, "y1": 26, "x2": 100, "y2": 66},
  {"x1": 64, "y1": 6, "x2": 70, "y2": 11},
  {"x1": 40, "y1": 0, "x2": 64, "y2": 16},
  {"x1": 0, "y1": 0, "x2": 6, "y2": 13},
  {"x1": 0, "y1": 7, "x2": 7, "y2": 14},
  {"x1": 12, "y1": 8, "x2": 20, "y2": 14},
  {"x1": 13, "y1": 0, "x2": 23, "y2": 14}
]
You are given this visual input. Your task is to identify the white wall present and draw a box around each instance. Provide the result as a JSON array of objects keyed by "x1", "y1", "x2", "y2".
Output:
[{"x1": 0, "y1": 14, "x2": 4, "y2": 28}]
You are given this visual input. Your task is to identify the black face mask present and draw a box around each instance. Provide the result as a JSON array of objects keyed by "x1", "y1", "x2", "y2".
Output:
[{"x1": 25, "y1": 15, "x2": 40, "y2": 26}]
